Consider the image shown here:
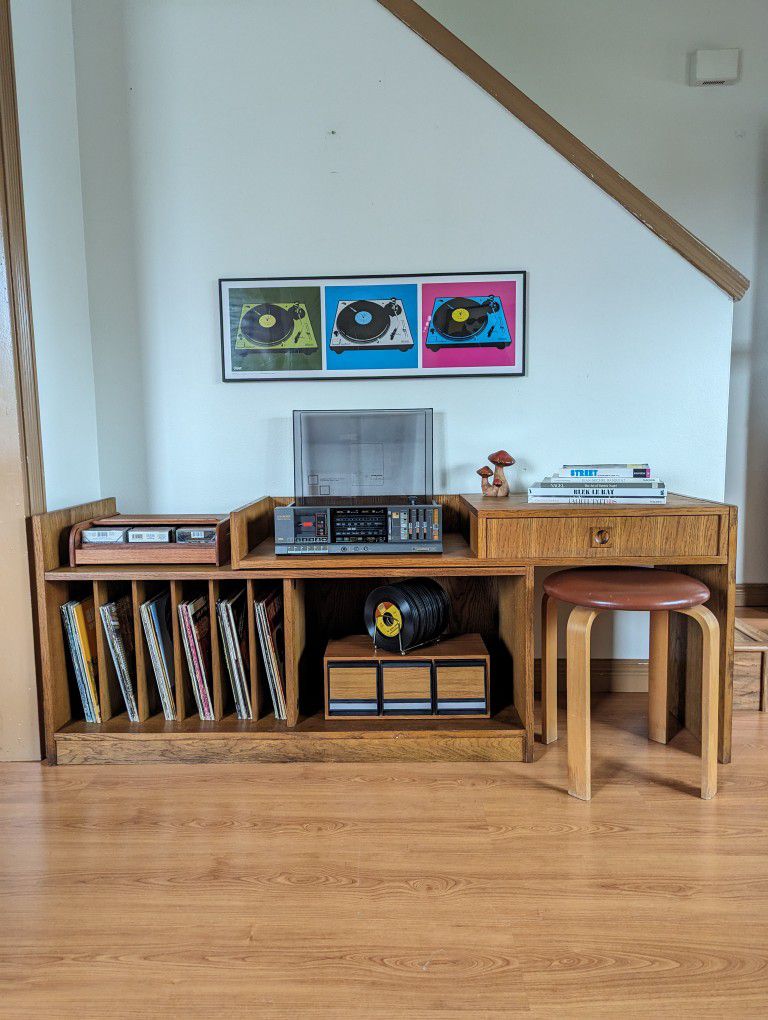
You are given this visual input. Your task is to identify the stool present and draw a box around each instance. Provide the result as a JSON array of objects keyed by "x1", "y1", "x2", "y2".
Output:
[{"x1": 541, "y1": 567, "x2": 719, "y2": 801}]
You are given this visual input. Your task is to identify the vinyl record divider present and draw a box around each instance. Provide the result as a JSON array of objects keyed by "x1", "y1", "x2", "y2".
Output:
[
  {"x1": 131, "y1": 580, "x2": 151, "y2": 721},
  {"x1": 208, "y1": 579, "x2": 226, "y2": 720},
  {"x1": 246, "y1": 579, "x2": 265, "y2": 721},
  {"x1": 169, "y1": 580, "x2": 190, "y2": 720}
]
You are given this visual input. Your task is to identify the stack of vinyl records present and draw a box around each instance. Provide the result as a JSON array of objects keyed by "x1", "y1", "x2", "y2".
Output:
[
  {"x1": 61, "y1": 597, "x2": 101, "y2": 722},
  {"x1": 528, "y1": 464, "x2": 667, "y2": 505},
  {"x1": 216, "y1": 589, "x2": 252, "y2": 720},
  {"x1": 254, "y1": 590, "x2": 287, "y2": 720}
]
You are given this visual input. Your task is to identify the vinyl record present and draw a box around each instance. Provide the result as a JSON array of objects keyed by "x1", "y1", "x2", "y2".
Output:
[
  {"x1": 432, "y1": 297, "x2": 495, "y2": 341},
  {"x1": 239, "y1": 302, "x2": 295, "y2": 346},
  {"x1": 364, "y1": 579, "x2": 449, "y2": 653},
  {"x1": 335, "y1": 300, "x2": 393, "y2": 343}
]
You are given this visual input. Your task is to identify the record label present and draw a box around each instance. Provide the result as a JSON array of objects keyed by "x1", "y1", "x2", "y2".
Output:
[{"x1": 375, "y1": 602, "x2": 402, "y2": 638}]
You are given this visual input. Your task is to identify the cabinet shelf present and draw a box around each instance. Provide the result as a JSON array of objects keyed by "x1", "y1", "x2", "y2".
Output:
[
  {"x1": 53, "y1": 705, "x2": 525, "y2": 764},
  {"x1": 33, "y1": 495, "x2": 535, "y2": 765}
]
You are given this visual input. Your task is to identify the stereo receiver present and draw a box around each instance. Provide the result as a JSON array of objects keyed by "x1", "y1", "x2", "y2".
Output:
[{"x1": 274, "y1": 502, "x2": 442, "y2": 555}]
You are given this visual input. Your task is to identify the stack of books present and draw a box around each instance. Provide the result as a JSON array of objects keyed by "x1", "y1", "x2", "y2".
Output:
[{"x1": 528, "y1": 464, "x2": 667, "y2": 504}]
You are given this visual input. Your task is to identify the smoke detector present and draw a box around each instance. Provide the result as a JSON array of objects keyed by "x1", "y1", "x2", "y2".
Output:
[{"x1": 690, "y1": 49, "x2": 741, "y2": 86}]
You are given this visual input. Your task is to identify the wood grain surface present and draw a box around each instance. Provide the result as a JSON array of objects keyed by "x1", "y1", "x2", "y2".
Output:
[{"x1": 2, "y1": 695, "x2": 767, "y2": 1016}]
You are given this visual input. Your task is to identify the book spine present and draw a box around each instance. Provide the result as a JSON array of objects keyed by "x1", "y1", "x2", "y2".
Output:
[
  {"x1": 558, "y1": 464, "x2": 650, "y2": 478},
  {"x1": 555, "y1": 471, "x2": 652, "y2": 481},
  {"x1": 528, "y1": 496, "x2": 667, "y2": 505},
  {"x1": 530, "y1": 487, "x2": 666, "y2": 498},
  {"x1": 540, "y1": 477, "x2": 663, "y2": 488}
]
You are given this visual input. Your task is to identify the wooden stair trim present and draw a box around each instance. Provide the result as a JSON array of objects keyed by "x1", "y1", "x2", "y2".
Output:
[{"x1": 376, "y1": 0, "x2": 749, "y2": 301}]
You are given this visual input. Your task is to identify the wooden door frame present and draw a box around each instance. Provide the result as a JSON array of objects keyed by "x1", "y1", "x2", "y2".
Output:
[{"x1": 0, "y1": 0, "x2": 45, "y2": 516}]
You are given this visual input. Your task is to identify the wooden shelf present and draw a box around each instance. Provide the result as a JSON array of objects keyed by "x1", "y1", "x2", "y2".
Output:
[
  {"x1": 54, "y1": 705, "x2": 525, "y2": 764},
  {"x1": 45, "y1": 534, "x2": 528, "y2": 580},
  {"x1": 235, "y1": 532, "x2": 522, "y2": 574},
  {"x1": 33, "y1": 491, "x2": 738, "y2": 767}
]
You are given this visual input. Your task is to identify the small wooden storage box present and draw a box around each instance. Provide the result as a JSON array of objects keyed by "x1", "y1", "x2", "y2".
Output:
[
  {"x1": 734, "y1": 609, "x2": 768, "y2": 711},
  {"x1": 380, "y1": 661, "x2": 432, "y2": 715},
  {"x1": 435, "y1": 660, "x2": 487, "y2": 715},
  {"x1": 324, "y1": 634, "x2": 490, "y2": 720},
  {"x1": 69, "y1": 515, "x2": 231, "y2": 566},
  {"x1": 326, "y1": 661, "x2": 379, "y2": 716}
]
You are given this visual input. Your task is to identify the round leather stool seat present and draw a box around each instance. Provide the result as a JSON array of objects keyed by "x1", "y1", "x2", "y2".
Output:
[{"x1": 543, "y1": 567, "x2": 710, "y2": 612}]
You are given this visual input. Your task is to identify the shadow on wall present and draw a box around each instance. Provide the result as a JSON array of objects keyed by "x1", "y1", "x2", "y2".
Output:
[{"x1": 741, "y1": 128, "x2": 768, "y2": 582}]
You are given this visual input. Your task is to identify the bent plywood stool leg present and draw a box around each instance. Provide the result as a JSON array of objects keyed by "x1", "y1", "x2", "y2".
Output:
[
  {"x1": 648, "y1": 610, "x2": 670, "y2": 744},
  {"x1": 566, "y1": 605, "x2": 600, "y2": 801},
  {"x1": 680, "y1": 603, "x2": 720, "y2": 800},
  {"x1": 541, "y1": 592, "x2": 559, "y2": 744}
]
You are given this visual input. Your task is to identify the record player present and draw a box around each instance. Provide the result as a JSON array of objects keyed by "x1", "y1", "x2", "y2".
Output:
[
  {"x1": 426, "y1": 295, "x2": 512, "y2": 350},
  {"x1": 274, "y1": 409, "x2": 443, "y2": 555},
  {"x1": 330, "y1": 298, "x2": 414, "y2": 353},
  {"x1": 235, "y1": 301, "x2": 318, "y2": 352}
]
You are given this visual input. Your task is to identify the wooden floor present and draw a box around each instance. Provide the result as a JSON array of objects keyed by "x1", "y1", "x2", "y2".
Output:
[{"x1": 2, "y1": 695, "x2": 768, "y2": 1018}]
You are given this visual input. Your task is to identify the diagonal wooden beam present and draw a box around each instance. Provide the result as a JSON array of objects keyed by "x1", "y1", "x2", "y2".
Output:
[{"x1": 376, "y1": 0, "x2": 749, "y2": 301}]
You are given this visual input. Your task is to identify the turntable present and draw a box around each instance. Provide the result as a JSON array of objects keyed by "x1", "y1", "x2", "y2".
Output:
[
  {"x1": 330, "y1": 298, "x2": 415, "y2": 354},
  {"x1": 235, "y1": 301, "x2": 318, "y2": 352},
  {"x1": 426, "y1": 295, "x2": 512, "y2": 350}
]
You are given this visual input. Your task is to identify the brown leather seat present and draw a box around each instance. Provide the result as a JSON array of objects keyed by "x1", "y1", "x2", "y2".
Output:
[{"x1": 543, "y1": 567, "x2": 710, "y2": 612}]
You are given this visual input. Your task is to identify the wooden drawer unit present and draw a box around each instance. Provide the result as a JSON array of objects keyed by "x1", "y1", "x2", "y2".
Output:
[
  {"x1": 485, "y1": 513, "x2": 722, "y2": 561},
  {"x1": 326, "y1": 662, "x2": 379, "y2": 716},
  {"x1": 380, "y1": 662, "x2": 432, "y2": 715},
  {"x1": 324, "y1": 634, "x2": 491, "y2": 720},
  {"x1": 435, "y1": 661, "x2": 488, "y2": 716}
]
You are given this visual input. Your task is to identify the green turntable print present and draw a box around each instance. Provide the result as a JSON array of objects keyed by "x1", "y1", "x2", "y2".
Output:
[{"x1": 235, "y1": 301, "x2": 318, "y2": 353}]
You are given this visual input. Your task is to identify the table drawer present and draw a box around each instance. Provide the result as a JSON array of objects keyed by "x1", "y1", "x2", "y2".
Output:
[{"x1": 485, "y1": 514, "x2": 722, "y2": 560}]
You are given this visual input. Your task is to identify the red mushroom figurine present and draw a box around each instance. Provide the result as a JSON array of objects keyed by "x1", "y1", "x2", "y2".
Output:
[
  {"x1": 477, "y1": 465, "x2": 493, "y2": 497},
  {"x1": 488, "y1": 450, "x2": 514, "y2": 498}
]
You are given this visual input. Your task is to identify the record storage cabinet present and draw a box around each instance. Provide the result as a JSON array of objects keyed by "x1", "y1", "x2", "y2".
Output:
[{"x1": 33, "y1": 495, "x2": 533, "y2": 765}]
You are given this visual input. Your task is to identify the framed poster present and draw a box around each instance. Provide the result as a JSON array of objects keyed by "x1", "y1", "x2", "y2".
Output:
[{"x1": 220, "y1": 271, "x2": 526, "y2": 381}]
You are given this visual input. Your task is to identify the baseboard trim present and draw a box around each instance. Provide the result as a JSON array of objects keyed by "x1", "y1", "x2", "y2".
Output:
[
  {"x1": 534, "y1": 658, "x2": 649, "y2": 693},
  {"x1": 736, "y1": 583, "x2": 768, "y2": 608}
]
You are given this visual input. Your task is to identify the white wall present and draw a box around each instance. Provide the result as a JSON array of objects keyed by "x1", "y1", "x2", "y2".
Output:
[
  {"x1": 423, "y1": 0, "x2": 768, "y2": 582},
  {"x1": 11, "y1": 0, "x2": 100, "y2": 510},
  {"x1": 64, "y1": 0, "x2": 734, "y2": 658}
]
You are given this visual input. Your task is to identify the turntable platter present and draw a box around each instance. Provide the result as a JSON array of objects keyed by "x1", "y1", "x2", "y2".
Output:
[
  {"x1": 432, "y1": 298, "x2": 490, "y2": 340},
  {"x1": 335, "y1": 300, "x2": 391, "y2": 343},
  {"x1": 239, "y1": 302, "x2": 295, "y2": 346}
]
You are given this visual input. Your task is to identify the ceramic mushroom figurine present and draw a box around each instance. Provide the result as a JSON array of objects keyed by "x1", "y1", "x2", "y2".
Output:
[
  {"x1": 477, "y1": 465, "x2": 493, "y2": 496},
  {"x1": 488, "y1": 450, "x2": 515, "y2": 498}
]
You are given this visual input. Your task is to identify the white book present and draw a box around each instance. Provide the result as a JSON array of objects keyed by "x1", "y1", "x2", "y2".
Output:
[
  {"x1": 557, "y1": 463, "x2": 650, "y2": 479},
  {"x1": 539, "y1": 476, "x2": 663, "y2": 488},
  {"x1": 528, "y1": 496, "x2": 667, "y2": 505},
  {"x1": 530, "y1": 484, "x2": 666, "y2": 499}
]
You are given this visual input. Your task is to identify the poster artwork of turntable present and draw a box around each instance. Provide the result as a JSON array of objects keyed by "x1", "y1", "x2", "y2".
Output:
[{"x1": 220, "y1": 272, "x2": 525, "y2": 381}]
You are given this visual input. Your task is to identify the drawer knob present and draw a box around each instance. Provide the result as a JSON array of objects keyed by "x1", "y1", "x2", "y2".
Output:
[{"x1": 592, "y1": 528, "x2": 612, "y2": 547}]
